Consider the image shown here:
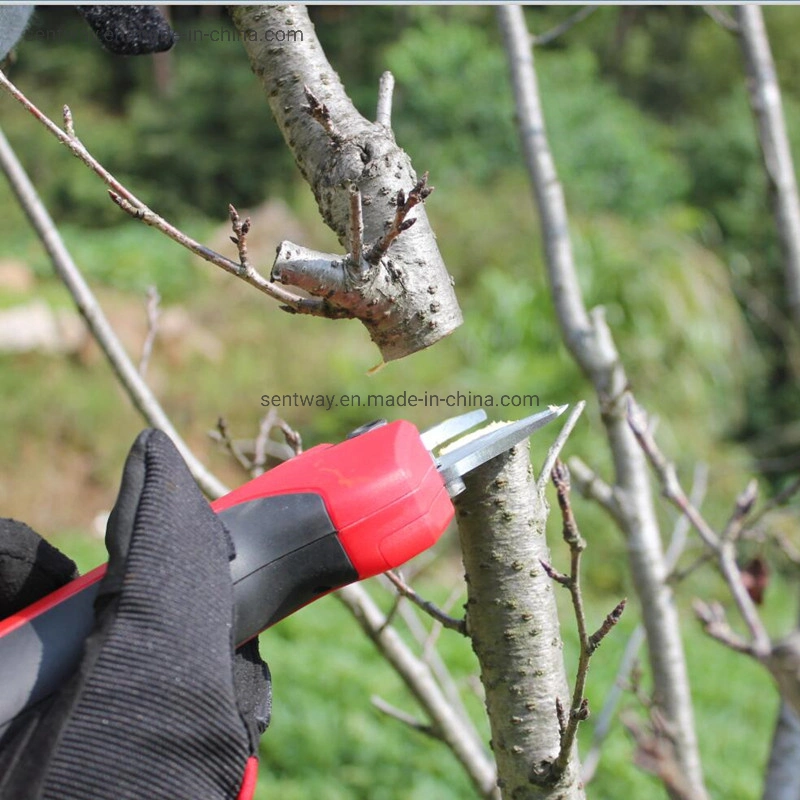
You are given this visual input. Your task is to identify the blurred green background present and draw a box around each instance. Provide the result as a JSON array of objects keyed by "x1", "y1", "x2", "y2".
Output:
[{"x1": 1, "y1": 6, "x2": 799, "y2": 798}]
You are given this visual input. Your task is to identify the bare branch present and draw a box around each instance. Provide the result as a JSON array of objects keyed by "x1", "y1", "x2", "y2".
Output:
[
  {"x1": 0, "y1": 125, "x2": 228, "y2": 498},
  {"x1": 138, "y1": 285, "x2": 160, "y2": 378},
  {"x1": 583, "y1": 464, "x2": 707, "y2": 784},
  {"x1": 455, "y1": 442, "x2": 582, "y2": 795},
  {"x1": 566, "y1": 456, "x2": 622, "y2": 525},
  {"x1": 384, "y1": 570, "x2": 467, "y2": 635},
  {"x1": 498, "y1": 6, "x2": 707, "y2": 792},
  {"x1": 371, "y1": 696, "x2": 439, "y2": 740},
  {"x1": 748, "y1": 475, "x2": 800, "y2": 530},
  {"x1": 702, "y1": 5, "x2": 740, "y2": 33},
  {"x1": 720, "y1": 479, "x2": 758, "y2": 542},
  {"x1": 546, "y1": 461, "x2": 625, "y2": 780},
  {"x1": 0, "y1": 70, "x2": 322, "y2": 315},
  {"x1": 531, "y1": 6, "x2": 599, "y2": 47},
  {"x1": 213, "y1": 417, "x2": 254, "y2": 475},
  {"x1": 336, "y1": 584, "x2": 499, "y2": 799},
  {"x1": 737, "y1": 5, "x2": 800, "y2": 330},
  {"x1": 628, "y1": 398, "x2": 772, "y2": 658},
  {"x1": 376, "y1": 70, "x2": 395, "y2": 128},
  {"x1": 693, "y1": 600, "x2": 757, "y2": 656},
  {"x1": 537, "y1": 399, "x2": 586, "y2": 492}
]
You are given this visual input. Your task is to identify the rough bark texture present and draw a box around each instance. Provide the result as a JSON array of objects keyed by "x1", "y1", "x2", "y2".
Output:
[
  {"x1": 454, "y1": 443, "x2": 584, "y2": 800},
  {"x1": 229, "y1": 5, "x2": 462, "y2": 362},
  {"x1": 497, "y1": 7, "x2": 708, "y2": 798},
  {"x1": 737, "y1": 5, "x2": 800, "y2": 331}
]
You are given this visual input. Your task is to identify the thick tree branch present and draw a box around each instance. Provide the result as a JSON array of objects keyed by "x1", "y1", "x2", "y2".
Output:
[
  {"x1": 497, "y1": 8, "x2": 707, "y2": 796},
  {"x1": 737, "y1": 5, "x2": 800, "y2": 330},
  {"x1": 454, "y1": 443, "x2": 585, "y2": 798},
  {"x1": 230, "y1": 5, "x2": 462, "y2": 361}
]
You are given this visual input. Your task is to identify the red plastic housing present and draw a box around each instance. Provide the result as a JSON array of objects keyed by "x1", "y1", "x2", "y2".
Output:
[{"x1": 211, "y1": 420, "x2": 454, "y2": 578}]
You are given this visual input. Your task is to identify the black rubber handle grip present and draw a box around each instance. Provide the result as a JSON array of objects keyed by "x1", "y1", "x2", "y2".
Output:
[{"x1": 0, "y1": 493, "x2": 358, "y2": 736}]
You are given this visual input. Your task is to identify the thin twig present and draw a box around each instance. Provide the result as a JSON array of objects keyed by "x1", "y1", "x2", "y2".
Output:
[
  {"x1": 302, "y1": 84, "x2": 344, "y2": 144},
  {"x1": 371, "y1": 696, "x2": 439, "y2": 739},
  {"x1": 548, "y1": 460, "x2": 625, "y2": 779},
  {"x1": 0, "y1": 70, "x2": 321, "y2": 314},
  {"x1": 721, "y1": 479, "x2": 759, "y2": 542},
  {"x1": 251, "y1": 410, "x2": 303, "y2": 477},
  {"x1": 537, "y1": 399, "x2": 585, "y2": 492},
  {"x1": 422, "y1": 585, "x2": 464, "y2": 660},
  {"x1": 748, "y1": 475, "x2": 800, "y2": 530},
  {"x1": 627, "y1": 397, "x2": 772, "y2": 658},
  {"x1": 0, "y1": 125, "x2": 228, "y2": 498},
  {"x1": 531, "y1": 6, "x2": 599, "y2": 47},
  {"x1": 138, "y1": 284, "x2": 160, "y2": 378},
  {"x1": 583, "y1": 463, "x2": 708, "y2": 783},
  {"x1": 693, "y1": 600, "x2": 756, "y2": 656},
  {"x1": 385, "y1": 570, "x2": 467, "y2": 635},
  {"x1": 214, "y1": 417, "x2": 254, "y2": 475},
  {"x1": 376, "y1": 70, "x2": 395, "y2": 128},
  {"x1": 336, "y1": 584, "x2": 500, "y2": 799}
]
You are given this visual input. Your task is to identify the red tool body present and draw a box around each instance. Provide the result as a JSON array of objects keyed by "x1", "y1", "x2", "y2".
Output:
[{"x1": 0, "y1": 407, "x2": 565, "y2": 736}]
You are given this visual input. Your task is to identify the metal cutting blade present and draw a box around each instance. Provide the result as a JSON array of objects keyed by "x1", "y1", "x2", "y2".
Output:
[{"x1": 433, "y1": 405, "x2": 568, "y2": 496}]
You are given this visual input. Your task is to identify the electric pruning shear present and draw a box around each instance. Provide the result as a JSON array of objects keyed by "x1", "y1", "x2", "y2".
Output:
[{"x1": 0, "y1": 406, "x2": 566, "y2": 734}]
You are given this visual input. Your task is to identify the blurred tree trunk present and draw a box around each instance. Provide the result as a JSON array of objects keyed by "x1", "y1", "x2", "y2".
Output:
[
  {"x1": 762, "y1": 593, "x2": 800, "y2": 800},
  {"x1": 497, "y1": 7, "x2": 708, "y2": 798},
  {"x1": 737, "y1": 5, "x2": 800, "y2": 332}
]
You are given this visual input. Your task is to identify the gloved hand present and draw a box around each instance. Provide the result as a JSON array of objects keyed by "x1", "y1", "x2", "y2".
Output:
[{"x1": 0, "y1": 429, "x2": 270, "y2": 800}]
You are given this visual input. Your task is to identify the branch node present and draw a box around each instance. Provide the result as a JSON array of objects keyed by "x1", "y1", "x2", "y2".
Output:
[
  {"x1": 62, "y1": 104, "x2": 75, "y2": 138},
  {"x1": 540, "y1": 558, "x2": 570, "y2": 587}
]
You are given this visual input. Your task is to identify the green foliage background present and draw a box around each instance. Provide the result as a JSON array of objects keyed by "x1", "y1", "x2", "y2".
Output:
[{"x1": 1, "y1": 6, "x2": 799, "y2": 798}]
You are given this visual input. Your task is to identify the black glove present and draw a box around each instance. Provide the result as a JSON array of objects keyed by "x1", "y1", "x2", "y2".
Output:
[
  {"x1": 0, "y1": 429, "x2": 270, "y2": 800},
  {"x1": 75, "y1": 6, "x2": 176, "y2": 55}
]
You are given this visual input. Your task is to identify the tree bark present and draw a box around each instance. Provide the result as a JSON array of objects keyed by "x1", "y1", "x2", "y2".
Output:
[
  {"x1": 737, "y1": 5, "x2": 800, "y2": 331},
  {"x1": 229, "y1": 5, "x2": 462, "y2": 362},
  {"x1": 497, "y1": 7, "x2": 708, "y2": 798},
  {"x1": 454, "y1": 443, "x2": 585, "y2": 800}
]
